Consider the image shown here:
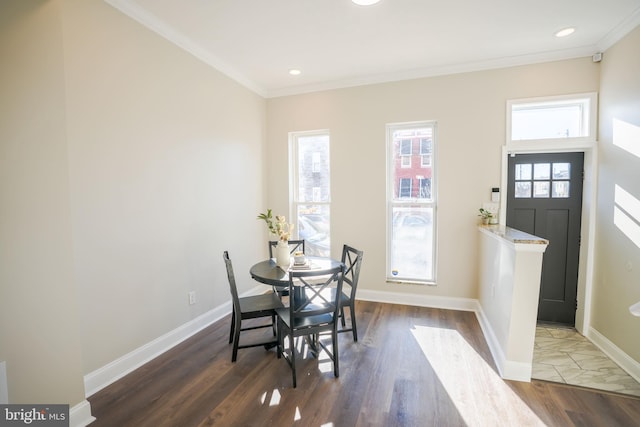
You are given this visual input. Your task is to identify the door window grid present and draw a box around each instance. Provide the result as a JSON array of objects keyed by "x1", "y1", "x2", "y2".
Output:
[{"x1": 515, "y1": 162, "x2": 571, "y2": 199}]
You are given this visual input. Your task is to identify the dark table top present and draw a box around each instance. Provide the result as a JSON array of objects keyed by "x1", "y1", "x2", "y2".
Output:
[{"x1": 249, "y1": 256, "x2": 343, "y2": 287}]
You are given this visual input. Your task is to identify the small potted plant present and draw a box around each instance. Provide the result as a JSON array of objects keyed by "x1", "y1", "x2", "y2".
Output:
[{"x1": 478, "y1": 208, "x2": 494, "y2": 225}]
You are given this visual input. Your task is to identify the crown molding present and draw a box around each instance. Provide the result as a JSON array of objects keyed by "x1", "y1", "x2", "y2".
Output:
[
  {"x1": 265, "y1": 46, "x2": 595, "y2": 98},
  {"x1": 596, "y1": 6, "x2": 640, "y2": 52},
  {"x1": 105, "y1": 1, "x2": 640, "y2": 100},
  {"x1": 103, "y1": 0, "x2": 268, "y2": 97}
]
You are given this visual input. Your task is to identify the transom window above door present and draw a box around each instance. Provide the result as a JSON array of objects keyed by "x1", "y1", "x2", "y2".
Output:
[{"x1": 506, "y1": 93, "x2": 597, "y2": 150}]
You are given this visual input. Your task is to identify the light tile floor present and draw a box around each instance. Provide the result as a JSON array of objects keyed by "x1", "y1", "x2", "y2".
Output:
[{"x1": 532, "y1": 324, "x2": 640, "y2": 397}]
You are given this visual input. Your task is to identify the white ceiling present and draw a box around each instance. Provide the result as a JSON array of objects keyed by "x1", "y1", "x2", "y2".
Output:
[{"x1": 106, "y1": 0, "x2": 640, "y2": 98}]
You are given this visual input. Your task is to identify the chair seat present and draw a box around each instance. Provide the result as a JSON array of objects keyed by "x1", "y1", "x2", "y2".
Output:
[
  {"x1": 276, "y1": 308, "x2": 333, "y2": 330},
  {"x1": 239, "y1": 292, "x2": 283, "y2": 315},
  {"x1": 321, "y1": 287, "x2": 350, "y2": 306}
]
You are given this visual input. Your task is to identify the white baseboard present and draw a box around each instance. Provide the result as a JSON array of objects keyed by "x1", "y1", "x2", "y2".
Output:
[
  {"x1": 587, "y1": 326, "x2": 640, "y2": 383},
  {"x1": 464, "y1": 301, "x2": 533, "y2": 382},
  {"x1": 84, "y1": 302, "x2": 230, "y2": 397},
  {"x1": 357, "y1": 289, "x2": 479, "y2": 312},
  {"x1": 474, "y1": 305, "x2": 507, "y2": 378},
  {"x1": 70, "y1": 400, "x2": 95, "y2": 427},
  {"x1": 501, "y1": 361, "x2": 533, "y2": 382},
  {"x1": 84, "y1": 285, "x2": 267, "y2": 398}
]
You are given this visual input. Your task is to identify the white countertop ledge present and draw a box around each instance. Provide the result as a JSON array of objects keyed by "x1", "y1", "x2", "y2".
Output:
[{"x1": 479, "y1": 224, "x2": 549, "y2": 252}]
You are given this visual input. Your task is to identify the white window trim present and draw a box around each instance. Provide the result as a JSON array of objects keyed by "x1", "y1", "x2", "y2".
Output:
[
  {"x1": 386, "y1": 121, "x2": 437, "y2": 285},
  {"x1": 506, "y1": 92, "x2": 598, "y2": 152},
  {"x1": 289, "y1": 129, "x2": 331, "y2": 241}
]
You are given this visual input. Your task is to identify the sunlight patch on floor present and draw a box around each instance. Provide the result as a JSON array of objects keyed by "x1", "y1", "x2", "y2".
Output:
[
  {"x1": 411, "y1": 325, "x2": 545, "y2": 427},
  {"x1": 260, "y1": 389, "x2": 282, "y2": 407}
]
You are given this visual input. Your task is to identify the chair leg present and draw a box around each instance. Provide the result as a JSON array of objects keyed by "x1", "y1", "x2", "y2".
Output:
[
  {"x1": 231, "y1": 315, "x2": 241, "y2": 362},
  {"x1": 350, "y1": 303, "x2": 358, "y2": 342},
  {"x1": 340, "y1": 306, "x2": 346, "y2": 327},
  {"x1": 277, "y1": 320, "x2": 282, "y2": 359},
  {"x1": 333, "y1": 329, "x2": 339, "y2": 378},
  {"x1": 229, "y1": 306, "x2": 235, "y2": 344},
  {"x1": 271, "y1": 314, "x2": 277, "y2": 336},
  {"x1": 290, "y1": 333, "x2": 297, "y2": 388}
]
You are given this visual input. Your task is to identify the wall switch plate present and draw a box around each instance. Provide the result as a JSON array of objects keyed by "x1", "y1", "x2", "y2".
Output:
[{"x1": 188, "y1": 291, "x2": 196, "y2": 305}]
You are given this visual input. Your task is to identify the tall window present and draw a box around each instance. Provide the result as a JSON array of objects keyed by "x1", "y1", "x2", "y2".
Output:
[
  {"x1": 291, "y1": 131, "x2": 330, "y2": 257},
  {"x1": 387, "y1": 122, "x2": 436, "y2": 283}
]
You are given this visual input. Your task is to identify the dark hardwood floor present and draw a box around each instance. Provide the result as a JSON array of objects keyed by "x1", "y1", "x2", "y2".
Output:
[{"x1": 88, "y1": 301, "x2": 640, "y2": 426}]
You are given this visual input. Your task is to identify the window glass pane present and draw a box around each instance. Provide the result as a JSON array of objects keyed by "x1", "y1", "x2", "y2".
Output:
[
  {"x1": 534, "y1": 181, "x2": 550, "y2": 198},
  {"x1": 296, "y1": 205, "x2": 330, "y2": 257},
  {"x1": 553, "y1": 163, "x2": 570, "y2": 179},
  {"x1": 297, "y1": 134, "x2": 330, "y2": 203},
  {"x1": 534, "y1": 163, "x2": 550, "y2": 180},
  {"x1": 552, "y1": 181, "x2": 570, "y2": 198},
  {"x1": 392, "y1": 128, "x2": 433, "y2": 200},
  {"x1": 388, "y1": 122, "x2": 436, "y2": 284},
  {"x1": 390, "y1": 206, "x2": 433, "y2": 280},
  {"x1": 512, "y1": 102, "x2": 586, "y2": 140},
  {"x1": 515, "y1": 164, "x2": 532, "y2": 180},
  {"x1": 515, "y1": 182, "x2": 532, "y2": 198},
  {"x1": 292, "y1": 131, "x2": 330, "y2": 258}
]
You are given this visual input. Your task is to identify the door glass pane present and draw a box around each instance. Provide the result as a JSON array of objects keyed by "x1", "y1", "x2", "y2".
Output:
[
  {"x1": 534, "y1": 163, "x2": 550, "y2": 180},
  {"x1": 296, "y1": 205, "x2": 330, "y2": 257},
  {"x1": 515, "y1": 182, "x2": 532, "y2": 198},
  {"x1": 515, "y1": 164, "x2": 532, "y2": 180},
  {"x1": 534, "y1": 181, "x2": 550, "y2": 198},
  {"x1": 390, "y1": 206, "x2": 433, "y2": 280},
  {"x1": 553, "y1": 163, "x2": 571, "y2": 179},
  {"x1": 552, "y1": 181, "x2": 570, "y2": 198}
]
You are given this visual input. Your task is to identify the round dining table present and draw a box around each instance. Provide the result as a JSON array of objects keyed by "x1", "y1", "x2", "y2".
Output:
[{"x1": 249, "y1": 256, "x2": 344, "y2": 288}]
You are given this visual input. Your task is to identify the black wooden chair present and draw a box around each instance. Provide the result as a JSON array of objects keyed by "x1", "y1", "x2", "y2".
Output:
[
  {"x1": 336, "y1": 244, "x2": 364, "y2": 341},
  {"x1": 276, "y1": 263, "x2": 345, "y2": 388},
  {"x1": 223, "y1": 251, "x2": 284, "y2": 362},
  {"x1": 268, "y1": 239, "x2": 305, "y2": 258}
]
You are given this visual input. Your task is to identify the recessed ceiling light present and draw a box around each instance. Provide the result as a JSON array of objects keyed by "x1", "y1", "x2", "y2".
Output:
[
  {"x1": 289, "y1": 69, "x2": 301, "y2": 76},
  {"x1": 555, "y1": 27, "x2": 575, "y2": 38},
  {"x1": 352, "y1": 0, "x2": 381, "y2": 5}
]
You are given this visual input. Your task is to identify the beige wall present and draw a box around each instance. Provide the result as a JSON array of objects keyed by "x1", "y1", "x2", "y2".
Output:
[
  {"x1": 0, "y1": 0, "x2": 86, "y2": 404},
  {"x1": 267, "y1": 59, "x2": 599, "y2": 299},
  {"x1": 595, "y1": 25, "x2": 640, "y2": 361},
  {"x1": 1, "y1": 0, "x2": 267, "y2": 407},
  {"x1": 62, "y1": 0, "x2": 267, "y2": 373}
]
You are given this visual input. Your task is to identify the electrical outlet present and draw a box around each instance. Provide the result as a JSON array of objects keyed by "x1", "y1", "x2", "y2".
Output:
[{"x1": 188, "y1": 291, "x2": 196, "y2": 305}]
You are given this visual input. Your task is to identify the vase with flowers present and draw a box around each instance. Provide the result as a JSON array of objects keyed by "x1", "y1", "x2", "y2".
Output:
[{"x1": 258, "y1": 209, "x2": 294, "y2": 266}]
